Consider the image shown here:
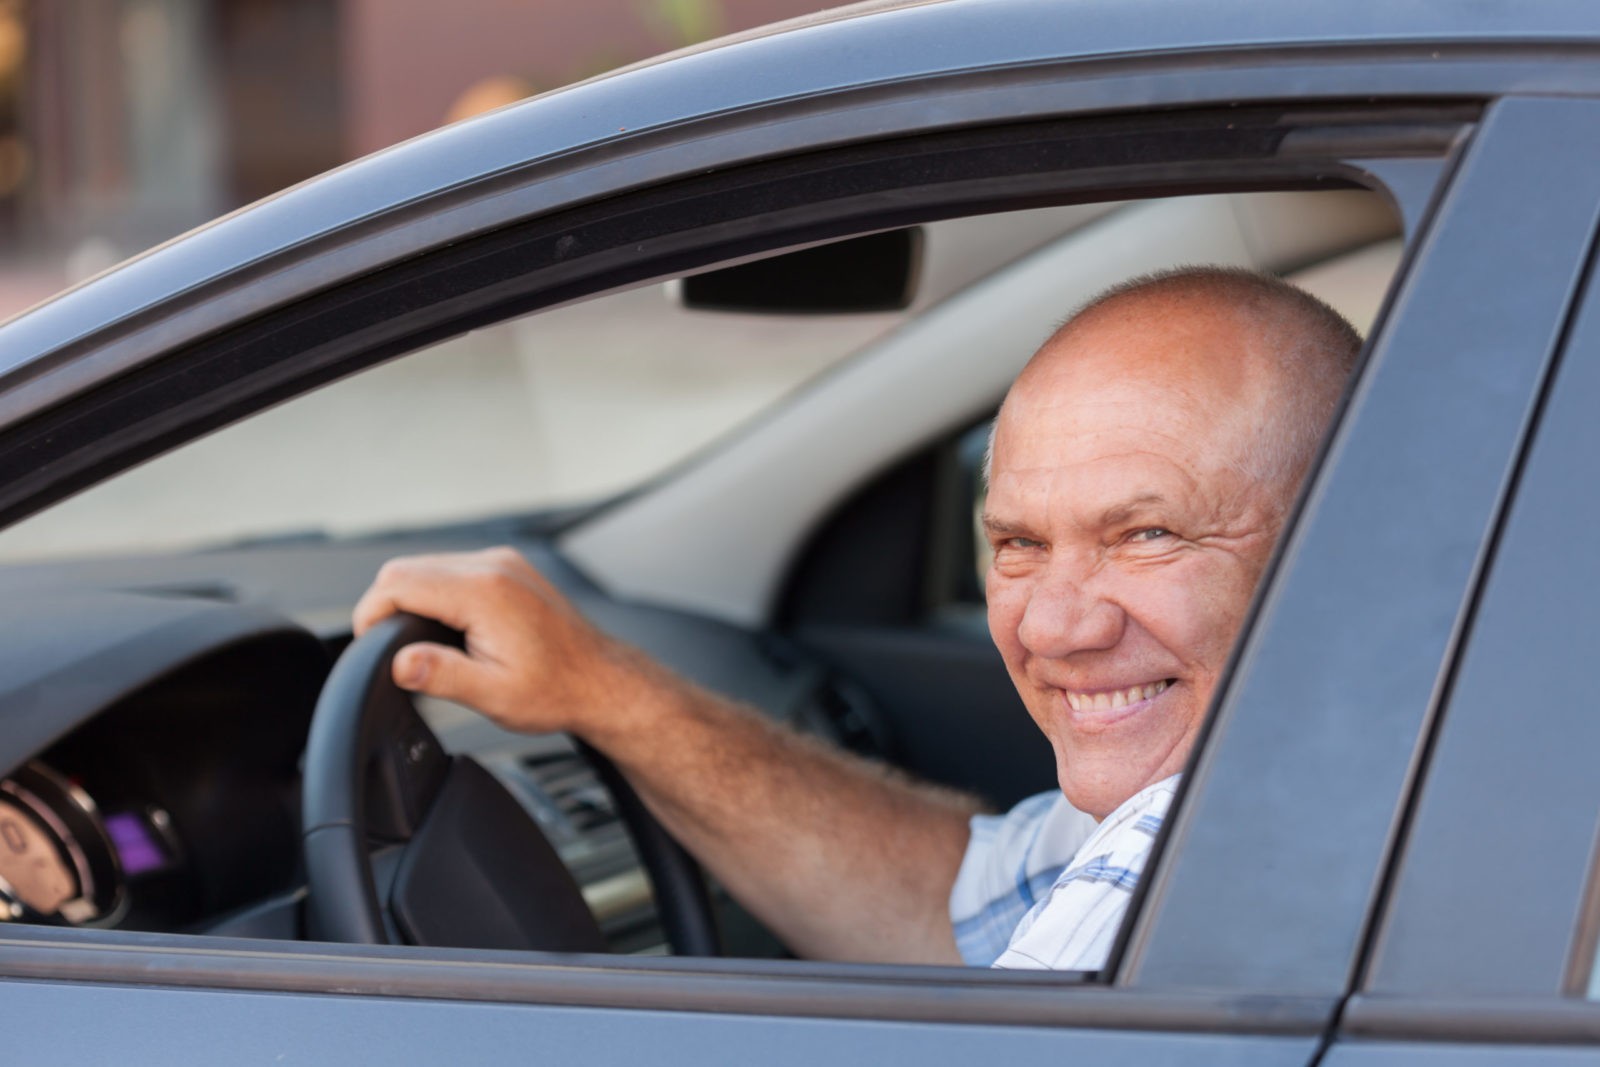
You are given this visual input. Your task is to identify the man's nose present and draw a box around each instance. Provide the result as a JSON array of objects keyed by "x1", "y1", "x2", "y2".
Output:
[{"x1": 1015, "y1": 563, "x2": 1125, "y2": 658}]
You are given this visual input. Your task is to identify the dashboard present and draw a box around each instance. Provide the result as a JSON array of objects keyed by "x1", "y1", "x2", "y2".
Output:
[
  {"x1": 0, "y1": 610, "x2": 323, "y2": 933},
  {"x1": 0, "y1": 537, "x2": 871, "y2": 954}
]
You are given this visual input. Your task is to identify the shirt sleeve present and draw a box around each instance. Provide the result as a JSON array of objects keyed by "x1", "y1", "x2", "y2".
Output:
[{"x1": 948, "y1": 790, "x2": 1095, "y2": 966}]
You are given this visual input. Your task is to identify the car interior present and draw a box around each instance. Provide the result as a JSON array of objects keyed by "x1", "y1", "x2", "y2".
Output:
[{"x1": 0, "y1": 186, "x2": 1401, "y2": 962}]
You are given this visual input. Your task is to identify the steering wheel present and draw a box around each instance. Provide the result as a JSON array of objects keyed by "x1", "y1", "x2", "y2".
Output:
[{"x1": 301, "y1": 612, "x2": 720, "y2": 955}]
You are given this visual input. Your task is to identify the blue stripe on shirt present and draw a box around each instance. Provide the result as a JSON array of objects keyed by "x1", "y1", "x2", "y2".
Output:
[
  {"x1": 954, "y1": 866, "x2": 1061, "y2": 964},
  {"x1": 1056, "y1": 854, "x2": 1141, "y2": 891}
]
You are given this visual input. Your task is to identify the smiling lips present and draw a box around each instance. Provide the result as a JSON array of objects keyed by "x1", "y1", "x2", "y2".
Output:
[{"x1": 1062, "y1": 678, "x2": 1172, "y2": 712}]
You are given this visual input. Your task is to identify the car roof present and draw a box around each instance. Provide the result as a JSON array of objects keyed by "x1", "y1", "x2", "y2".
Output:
[{"x1": 2, "y1": 0, "x2": 1597, "y2": 390}]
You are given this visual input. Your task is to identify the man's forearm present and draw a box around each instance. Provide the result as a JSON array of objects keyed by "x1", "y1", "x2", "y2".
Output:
[{"x1": 581, "y1": 656, "x2": 979, "y2": 964}]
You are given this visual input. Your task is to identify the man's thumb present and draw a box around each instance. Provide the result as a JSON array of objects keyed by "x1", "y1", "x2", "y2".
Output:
[{"x1": 392, "y1": 641, "x2": 490, "y2": 709}]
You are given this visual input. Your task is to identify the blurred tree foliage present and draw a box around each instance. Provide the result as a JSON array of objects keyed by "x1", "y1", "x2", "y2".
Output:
[
  {"x1": 567, "y1": 0, "x2": 728, "y2": 82},
  {"x1": 642, "y1": 0, "x2": 727, "y2": 48},
  {"x1": 451, "y1": 0, "x2": 732, "y2": 118}
]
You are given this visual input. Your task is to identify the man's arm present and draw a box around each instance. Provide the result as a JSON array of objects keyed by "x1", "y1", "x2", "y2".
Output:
[{"x1": 352, "y1": 547, "x2": 978, "y2": 964}]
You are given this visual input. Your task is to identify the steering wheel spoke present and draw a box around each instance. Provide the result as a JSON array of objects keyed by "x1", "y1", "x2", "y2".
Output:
[
  {"x1": 362, "y1": 702, "x2": 451, "y2": 845},
  {"x1": 389, "y1": 755, "x2": 605, "y2": 951}
]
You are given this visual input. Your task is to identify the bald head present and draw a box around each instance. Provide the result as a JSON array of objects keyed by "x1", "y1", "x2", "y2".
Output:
[{"x1": 989, "y1": 266, "x2": 1361, "y2": 505}]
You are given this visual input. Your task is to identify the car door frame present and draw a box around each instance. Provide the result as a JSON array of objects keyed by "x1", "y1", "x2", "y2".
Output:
[{"x1": 1332, "y1": 101, "x2": 1600, "y2": 1064}]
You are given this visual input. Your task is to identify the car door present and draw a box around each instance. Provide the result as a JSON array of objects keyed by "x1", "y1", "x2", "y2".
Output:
[
  {"x1": 1, "y1": 14, "x2": 1597, "y2": 1066},
  {"x1": 1326, "y1": 101, "x2": 1600, "y2": 1064}
]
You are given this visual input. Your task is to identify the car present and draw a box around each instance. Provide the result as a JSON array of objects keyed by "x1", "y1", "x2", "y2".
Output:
[{"x1": 4, "y1": 0, "x2": 1600, "y2": 1062}]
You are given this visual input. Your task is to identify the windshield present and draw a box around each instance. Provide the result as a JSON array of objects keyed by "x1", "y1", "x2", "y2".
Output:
[{"x1": 0, "y1": 206, "x2": 1113, "y2": 562}]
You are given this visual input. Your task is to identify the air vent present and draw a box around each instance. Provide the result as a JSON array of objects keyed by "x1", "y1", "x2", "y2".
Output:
[
  {"x1": 120, "y1": 580, "x2": 238, "y2": 602},
  {"x1": 520, "y1": 751, "x2": 618, "y2": 833}
]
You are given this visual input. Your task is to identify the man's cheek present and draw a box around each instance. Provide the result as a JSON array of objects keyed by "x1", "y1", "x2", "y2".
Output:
[
  {"x1": 985, "y1": 577, "x2": 1025, "y2": 648},
  {"x1": 1153, "y1": 557, "x2": 1247, "y2": 638}
]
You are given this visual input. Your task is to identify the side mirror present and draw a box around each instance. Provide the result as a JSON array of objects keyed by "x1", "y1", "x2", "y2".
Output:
[{"x1": 677, "y1": 228, "x2": 921, "y2": 314}]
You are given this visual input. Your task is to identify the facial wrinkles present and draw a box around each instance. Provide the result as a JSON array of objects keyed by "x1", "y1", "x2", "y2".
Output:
[{"x1": 1007, "y1": 436, "x2": 1234, "y2": 552}]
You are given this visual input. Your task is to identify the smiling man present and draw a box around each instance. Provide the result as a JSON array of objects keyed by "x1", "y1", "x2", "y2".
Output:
[
  {"x1": 957, "y1": 267, "x2": 1359, "y2": 968},
  {"x1": 354, "y1": 265, "x2": 1360, "y2": 971}
]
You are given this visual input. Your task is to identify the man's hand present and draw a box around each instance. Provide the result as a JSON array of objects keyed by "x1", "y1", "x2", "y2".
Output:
[
  {"x1": 351, "y1": 546, "x2": 650, "y2": 736},
  {"x1": 351, "y1": 545, "x2": 975, "y2": 965}
]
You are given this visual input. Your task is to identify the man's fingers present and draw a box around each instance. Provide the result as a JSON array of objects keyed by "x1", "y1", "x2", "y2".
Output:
[
  {"x1": 351, "y1": 547, "x2": 588, "y2": 733},
  {"x1": 392, "y1": 641, "x2": 500, "y2": 715},
  {"x1": 352, "y1": 551, "x2": 510, "y2": 636}
]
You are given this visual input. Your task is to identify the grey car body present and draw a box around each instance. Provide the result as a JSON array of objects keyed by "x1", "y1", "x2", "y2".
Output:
[{"x1": 3, "y1": 1, "x2": 1600, "y2": 1063}]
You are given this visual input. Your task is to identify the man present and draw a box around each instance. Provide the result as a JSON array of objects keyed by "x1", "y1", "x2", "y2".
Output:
[{"x1": 352, "y1": 265, "x2": 1360, "y2": 970}]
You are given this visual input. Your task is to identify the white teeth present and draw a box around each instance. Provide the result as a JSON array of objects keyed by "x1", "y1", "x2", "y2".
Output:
[{"x1": 1066, "y1": 679, "x2": 1171, "y2": 712}]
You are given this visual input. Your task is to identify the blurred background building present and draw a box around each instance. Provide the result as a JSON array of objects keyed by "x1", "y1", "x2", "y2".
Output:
[{"x1": 0, "y1": 0, "x2": 828, "y2": 319}]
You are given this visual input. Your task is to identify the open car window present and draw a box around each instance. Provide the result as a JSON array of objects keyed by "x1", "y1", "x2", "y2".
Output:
[{"x1": 0, "y1": 183, "x2": 1399, "y2": 957}]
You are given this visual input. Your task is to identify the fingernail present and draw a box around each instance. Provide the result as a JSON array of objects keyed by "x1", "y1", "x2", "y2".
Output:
[{"x1": 395, "y1": 651, "x2": 426, "y2": 688}]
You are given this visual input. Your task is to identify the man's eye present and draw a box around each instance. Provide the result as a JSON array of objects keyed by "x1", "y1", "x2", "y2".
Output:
[
  {"x1": 1128, "y1": 527, "x2": 1172, "y2": 543},
  {"x1": 1002, "y1": 536, "x2": 1044, "y2": 550}
]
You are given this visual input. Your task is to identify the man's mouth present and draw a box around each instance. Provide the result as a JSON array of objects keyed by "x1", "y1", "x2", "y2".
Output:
[{"x1": 1062, "y1": 678, "x2": 1174, "y2": 712}]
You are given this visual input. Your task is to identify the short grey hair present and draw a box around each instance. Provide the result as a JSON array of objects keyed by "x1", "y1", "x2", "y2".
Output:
[{"x1": 982, "y1": 265, "x2": 1362, "y2": 497}]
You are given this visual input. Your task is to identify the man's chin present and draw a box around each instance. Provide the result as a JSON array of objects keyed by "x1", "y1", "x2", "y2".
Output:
[
  {"x1": 1049, "y1": 698, "x2": 1199, "y2": 817},
  {"x1": 1057, "y1": 761, "x2": 1177, "y2": 821}
]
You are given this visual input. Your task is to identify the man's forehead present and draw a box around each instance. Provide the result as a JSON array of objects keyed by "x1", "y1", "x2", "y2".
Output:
[
  {"x1": 989, "y1": 441, "x2": 1205, "y2": 516},
  {"x1": 998, "y1": 296, "x2": 1273, "y2": 450},
  {"x1": 1022, "y1": 301, "x2": 1259, "y2": 401},
  {"x1": 994, "y1": 369, "x2": 1238, "y2": 473},
  {"x1": 988, "y1": 338, "x2": 1284, "y2": 534},
  {"x1": 985, "y1": 425, "x2": 1270, "y2": 542}
]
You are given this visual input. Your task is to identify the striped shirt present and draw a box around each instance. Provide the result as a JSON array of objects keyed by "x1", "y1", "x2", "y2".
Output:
[{"x1": 949, "y1": 775, "x2": 1179, "y2": 971}]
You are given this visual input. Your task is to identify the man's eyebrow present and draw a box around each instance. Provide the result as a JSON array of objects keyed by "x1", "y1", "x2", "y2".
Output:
[
  {"x1": 1097, "y1": 491, "x2": 1169, "y2": 527},
  {"x1": 980, "y1": 514, "x2": 1033, "y2": 537},
  {"x1": 982, "y1": 493, "x2": 1172, "y2": 537}
]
